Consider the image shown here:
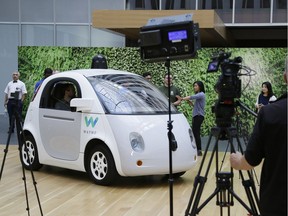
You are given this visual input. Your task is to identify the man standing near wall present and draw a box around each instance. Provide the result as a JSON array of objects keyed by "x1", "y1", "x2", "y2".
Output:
[
  {"x1": 4, "y1": 71, "x2": 27, "y2": 133},
  {"x1": 159, "y1": 73, "x2": 181, "y2": 107}
]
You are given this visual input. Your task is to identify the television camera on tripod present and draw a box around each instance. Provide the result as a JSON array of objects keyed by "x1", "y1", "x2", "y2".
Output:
[{"x1": 185, "y1": 51, "x2": 260, "y2": 216}]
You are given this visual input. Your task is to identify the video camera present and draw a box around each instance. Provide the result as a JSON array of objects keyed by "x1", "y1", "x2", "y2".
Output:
[{"x1": 207, "y1": 51, "x2": 242, "y2": 128}]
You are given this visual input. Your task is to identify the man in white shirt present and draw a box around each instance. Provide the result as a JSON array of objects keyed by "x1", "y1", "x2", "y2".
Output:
[{"x1": 4, "y1": 71, "x2": 27, "y2": 133}]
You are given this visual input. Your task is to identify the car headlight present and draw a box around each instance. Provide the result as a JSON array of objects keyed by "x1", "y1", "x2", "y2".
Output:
[
  {"x1": 189, "y1": 128, "x2": 196, "y2": 149},
  {"x1": 129, "y1": 132, "x2": 145, "y2": 152}
]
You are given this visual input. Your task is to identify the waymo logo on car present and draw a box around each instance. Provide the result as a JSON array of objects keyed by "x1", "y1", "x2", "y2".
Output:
[{"x1": 85, "y1": 116, "x2": 99, "y2": 128}]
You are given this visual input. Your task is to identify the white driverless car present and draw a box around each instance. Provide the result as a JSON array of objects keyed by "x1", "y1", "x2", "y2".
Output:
[{"x1": 22, "y1": 69, "x2": 197, "y2": 185}]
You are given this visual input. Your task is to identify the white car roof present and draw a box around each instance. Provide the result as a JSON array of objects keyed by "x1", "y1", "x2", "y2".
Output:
[{"x1": 54, "y1": 69, "x2": 138, "y2": 78}]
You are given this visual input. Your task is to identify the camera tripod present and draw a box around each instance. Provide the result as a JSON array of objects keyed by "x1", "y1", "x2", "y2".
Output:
[
  {"x1": 0, "y1": 100, "x2": 43, "y2": 216},
  {"x1": 184, "y1": 126, "x2": 260, "y2": 216}
]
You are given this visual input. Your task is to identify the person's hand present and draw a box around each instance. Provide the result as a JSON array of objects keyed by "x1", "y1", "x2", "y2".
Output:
[
  {"x1": 230, "y1": 151, "x2": 254, "y2": 170},
  {"x1": 175, "y1": 95, "x2": 182, "y2": 101},
  {"x1": 230, "y1": 151, "x2": 243, "y2": 170},
  {"x1": 257, "y1": 103, "x2": 263, "y2": 109},
  {"x1": 173, "y1": 95, "x2": 182, "y2": 106}
]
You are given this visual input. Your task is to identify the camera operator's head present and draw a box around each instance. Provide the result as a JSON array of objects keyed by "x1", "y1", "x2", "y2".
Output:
[{"x1": 12, "y1": 71, "x2": 20, "y2": 82}]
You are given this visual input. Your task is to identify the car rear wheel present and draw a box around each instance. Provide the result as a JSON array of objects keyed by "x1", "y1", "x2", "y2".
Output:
[
  {"x1": 20, "y1": 135, "x2": 42, "y2": 170},
  {"x1": 86, "y1": 145, "x2": 118, "y2": 186}
]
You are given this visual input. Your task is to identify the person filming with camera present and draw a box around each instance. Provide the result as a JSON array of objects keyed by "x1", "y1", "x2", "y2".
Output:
[
  {"x1": 4, "y1": 71, "x2": 27, "y2": 133},
  {"x1": 230, "y1": 62, "x2": 287, "y2": 216}
]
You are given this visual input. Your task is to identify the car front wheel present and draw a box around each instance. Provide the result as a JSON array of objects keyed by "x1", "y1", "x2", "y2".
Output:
[
  {"x1": 165, "y1": 171, "x2": 186, "y2": 179},
  {"x1": 86, "y1": 145, "x2": 118, "y2": 186},
  {"x1": 172, "y1": 171, "x2": 186, "y2": 178},
  {"x1": 20, "y1": 135, "x2": 42, "y2": 170}
]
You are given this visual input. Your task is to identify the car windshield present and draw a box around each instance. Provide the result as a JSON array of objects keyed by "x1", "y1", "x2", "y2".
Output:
[{"x1": 87, "y1": 74, "x2": 178, "y2": 114}]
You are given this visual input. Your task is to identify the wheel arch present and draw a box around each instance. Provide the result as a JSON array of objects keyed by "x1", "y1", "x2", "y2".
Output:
[
  {"x1": 21, "y1": 129, "x2": 42, "y2": 170},
  {"x1": 23, "y1": 129, "x2": 33, "y2": 139},
  {"x1": 83, "y1": 139, "x2": 122, "y2": 176}
]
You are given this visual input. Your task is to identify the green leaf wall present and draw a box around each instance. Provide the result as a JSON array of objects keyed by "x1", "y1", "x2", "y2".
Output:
[{"x1": 18, "y1": 47, "x2": 287, "y2": 135}]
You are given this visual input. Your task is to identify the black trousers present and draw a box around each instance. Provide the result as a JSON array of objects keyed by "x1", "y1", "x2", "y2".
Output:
[
  {"x1": 7, "y1": 99, "x2": 23, "y2": 131},
  {"x1": 192, "y1": 115, "x2": 204, "y2": 151}
]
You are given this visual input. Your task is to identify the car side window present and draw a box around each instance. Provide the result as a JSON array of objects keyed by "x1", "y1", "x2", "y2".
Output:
[{"x1": 40, "y1": 79, "x2": 80, "y2": 110}]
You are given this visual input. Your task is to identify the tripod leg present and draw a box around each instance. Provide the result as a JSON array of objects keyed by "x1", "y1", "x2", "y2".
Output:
[
  {"x1": 241, "y1": 177, "x2": 259, "y2": 214},
  {"x1": 229, "y1": 130, "x2": 260, "y2": 215},
  {"x1": 219, "y1": 141, "x2": 230, "y2": 171},
  {"x1": 14, "y1": 111, "x2": 32, "y2": 215},
  {"x1": 218, "y1": 193, "x2": 231, "y2": 216},
  {"x1": 185, "y1": 134, "x2": 211, "y2": 215},
  {"x1": 196, "y1": 187, "x2": 221, "y2": 213},
  {"x1": 0, "y1": 123, "x2": 14, "y2": 180},
  {"x1": 21, "y1": 140, "x2": 44, "y2": 216},
  {"x1": 21, "y1": 164, "x2": 31, "y2": 214},
  {"x1": 13, "y1": 108, "x2": 44, "y2": 216},
  {"x1": 235, "y1": 134, "x2": 260, "y2": 212},
  {"x1": 227, "y1": 187, "x2": 258, "y2": 215},
  {"x1": 0, "y1": 105, "x2": 18, "y2": 180},
  {"x1": 185, "y1": 130, "x2": 220, "y2": 216},
  {"x1": 184, "y1": 176, "x2": 206, "y2": 215},
  {"x1": 17, "y1": 114, "x2": 44, "y2": 216}
]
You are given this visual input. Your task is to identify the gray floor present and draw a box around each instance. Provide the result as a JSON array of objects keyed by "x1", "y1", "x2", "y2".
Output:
[{"x1": 0, "y1": 114, "x2": 18, "y2": 145}]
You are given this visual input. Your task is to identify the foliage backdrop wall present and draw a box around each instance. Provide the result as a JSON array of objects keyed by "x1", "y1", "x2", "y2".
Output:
[{"x1": 18, "y1": 47, "x2": 287, "y2": 135}]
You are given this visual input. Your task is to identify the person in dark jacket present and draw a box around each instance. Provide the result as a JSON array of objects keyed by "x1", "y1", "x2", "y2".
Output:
[{"x1": 230, "y1": 67, "x2": 287, "y2": 216}]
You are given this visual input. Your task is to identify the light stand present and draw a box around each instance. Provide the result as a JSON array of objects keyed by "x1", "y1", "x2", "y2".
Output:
[
  {"x1": 139, "y1": 14, "x2": 201, "y2": 216},
  {"x1": 165, "y1": 58, "x2": 178, "y2": 216},
  {"x1": 0, "y1": 99, "x2": 43, "y2": 216}
]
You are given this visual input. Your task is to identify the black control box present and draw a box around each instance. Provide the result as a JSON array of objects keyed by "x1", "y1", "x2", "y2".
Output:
[{"x1": 140, "y1": 20, "x2": 200, "y2": 63}]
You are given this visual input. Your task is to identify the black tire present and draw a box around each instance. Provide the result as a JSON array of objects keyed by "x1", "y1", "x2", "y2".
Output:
[
  {"x1": 20, "y1": 135, "x2": 42, "y2": 170},
  {"x1": 86, "y1": 145, "x2": 118, "y2": 186},
  {"x1": 173, "y1": 171, "x2": 186, "y2": 178},
  {"x1": 165, "y1": 171, "x2": 186, "y2": 179}
]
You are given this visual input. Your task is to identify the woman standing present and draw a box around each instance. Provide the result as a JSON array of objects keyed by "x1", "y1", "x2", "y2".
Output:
[
  {"x1": 181, "y1": 81, "x2": 206, "y2": 156},
  {"x1": 255, "y1": 81, "x2": 277, "y2": 113}
]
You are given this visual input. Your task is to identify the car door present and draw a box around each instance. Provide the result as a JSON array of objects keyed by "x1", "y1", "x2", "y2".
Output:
[{"x1": 38, "y1": 78, "x2": 82, "y2": 161}]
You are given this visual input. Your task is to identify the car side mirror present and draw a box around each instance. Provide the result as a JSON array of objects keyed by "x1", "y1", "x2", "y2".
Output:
[{"x1": 70, "y1": 98, "x2": 94, "y2": 112}]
